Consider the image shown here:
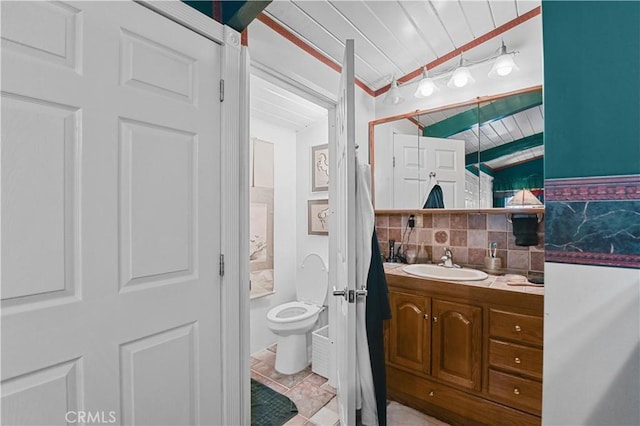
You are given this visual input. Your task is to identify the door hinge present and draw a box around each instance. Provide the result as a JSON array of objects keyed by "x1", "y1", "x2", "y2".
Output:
[
  {"x1": 219, "y1": 254, "x2": 225, "y2": 276},
  {"x1": 393, "y1": 156, "x2": 396, "y2": 167},
  {"x1": 220, "y1": 79, "x2": 224, "y2": 102}
]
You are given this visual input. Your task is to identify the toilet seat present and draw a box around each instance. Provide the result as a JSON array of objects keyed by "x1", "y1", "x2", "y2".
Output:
[
  {"x1": 267, "y1": 301, "x2": 322, "y2": 323},
  {"x1": 265, "y1": 254, "x2": 328, "y2": 375}
]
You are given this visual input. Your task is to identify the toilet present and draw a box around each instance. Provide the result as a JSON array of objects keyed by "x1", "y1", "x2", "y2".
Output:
[{"x1": 266, "y1": 253, "x2": 328, "y2": 375}]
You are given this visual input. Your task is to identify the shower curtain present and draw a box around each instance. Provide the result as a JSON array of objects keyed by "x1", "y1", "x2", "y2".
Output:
[{"x1": 355, "y1": 157, "x2": 377, "y2": 425}]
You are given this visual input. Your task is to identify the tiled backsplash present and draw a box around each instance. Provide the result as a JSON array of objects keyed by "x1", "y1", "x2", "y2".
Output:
[{"x1": 376, "y1": 212, "x2": 545, "y2": 275}]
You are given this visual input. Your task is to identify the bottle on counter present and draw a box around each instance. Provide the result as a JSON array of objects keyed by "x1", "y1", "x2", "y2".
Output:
[{"x1": 415, "y1": 243, "x2": 429, "y2": 264}]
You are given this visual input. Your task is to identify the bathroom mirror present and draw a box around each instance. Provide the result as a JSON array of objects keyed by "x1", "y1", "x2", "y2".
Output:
[
  {"x1": 370, "y1": 86, "x2": 543, "y2": 210},
  {"x1": 477, "y1": 90, "x2": 544, "y2": 207}
]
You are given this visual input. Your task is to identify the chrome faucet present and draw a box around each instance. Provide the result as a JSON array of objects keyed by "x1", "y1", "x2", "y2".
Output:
[{"x1": 439, "y1": 247, "x2": 460, "y2": 268}]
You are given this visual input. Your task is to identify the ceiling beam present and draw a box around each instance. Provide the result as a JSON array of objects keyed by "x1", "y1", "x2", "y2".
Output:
[
  {"x1": 424, "y1": 90, "x2": 542, "y2": 138},
  {"x1": 465, "y1": 132, "x2": 544, "y2": 165},
  {"x1": 181, "y1": 1, "x2": 271, "y2": 32},
  {"x1": 223, "y1": 1, "x2": 272, "y2": 32}
]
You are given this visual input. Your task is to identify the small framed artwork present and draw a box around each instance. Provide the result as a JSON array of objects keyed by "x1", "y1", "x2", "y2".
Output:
[
  {"x1": 308, "y1": 199, "x2": 329, "y2": 235},
  {"x1": 311, "y1": 144, "x2": 329, "y2": 192}
]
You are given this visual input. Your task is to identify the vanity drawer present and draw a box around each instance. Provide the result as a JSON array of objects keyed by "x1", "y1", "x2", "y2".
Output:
[
  {"x1": 490, "y1": 309, "x2": 543, "y2": 346},
  {"x1": 488, "y1": 369, "x2": 542, "y2": 415},
  {"x1": 489, "y1": 339, "x2": 543, "y2": 379}
]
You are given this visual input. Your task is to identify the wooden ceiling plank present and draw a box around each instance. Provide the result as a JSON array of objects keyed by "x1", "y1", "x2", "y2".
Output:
[
  {"x1": 292, "y1": 1, "x2": 405, "y2": 78},
  {"x1": 459, "y1": 0, "x2": 496, "y2": 39},
  {"x1": 265, "y1": 2, "x2": 385, "y2": 85},
  {"x1": 488, "y1": 0, "x2": 518, "y2": 27},
  {"x1": 396, "y1": 0, "x2": 439, "y2": 60},
  {"x1": 500, "y1": 115, "x2": 525, "y2": 141},
  {"x1": 328, "y1": 0, "x2": 417, "y2": 75},
  {"x1": 513, "y1": 110, "x2": 535, "y2": 136},
  {"x1": 254, "y1": 13, "x2": 376, "y2": 96},
  {"x1": 365, "y1": 1, "x2": 437, "y2": 70},
  {"x1": 470, "y1": 132, "x2": 543, "y2": 164},
  {"x1": 400, "y1": 1, "x2": 455, "y2": 57},
  {"x1": 430, "y1": 0, "x2": 475, "y2": 48},
  {"x1": 251, "y1": 107, "x2": 307, "y2": 130}
]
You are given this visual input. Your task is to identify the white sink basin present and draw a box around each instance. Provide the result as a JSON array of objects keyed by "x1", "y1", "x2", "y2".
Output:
[{"x1": 403, "y1": 264, "x2": 488, "y2": 281}]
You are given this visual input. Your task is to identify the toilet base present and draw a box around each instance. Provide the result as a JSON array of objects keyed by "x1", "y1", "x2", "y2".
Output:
[{"x1": 274, "y1": 333, "x2": 308, "y2": 375}]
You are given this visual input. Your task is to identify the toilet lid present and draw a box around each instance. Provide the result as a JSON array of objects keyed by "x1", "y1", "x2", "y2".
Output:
[{"x1": 297, "y1": 254, "x2": 328, "y2": 306}]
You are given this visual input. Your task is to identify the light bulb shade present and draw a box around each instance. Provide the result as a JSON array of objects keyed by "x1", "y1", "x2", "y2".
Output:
[
  {"x1": 415, "y1": 76, "x2": 438, "y2": 98},
  {"x1": 447, "y1": 66, "x2": 474, "y2": 88},
  {"x1": 488, "y1": 53, "x2": 519, "y2": 78},
  {"x1": 383, "y1": 79, "x2": 404, "y2": 105},
  {"x1": 507, "y1": 189, "x2": 543, "y2": 207}
]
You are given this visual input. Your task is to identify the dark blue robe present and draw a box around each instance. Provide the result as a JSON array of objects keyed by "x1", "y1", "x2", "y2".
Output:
[{"x1": 366, "y1": 230, "x2": 392, "y2": 426}]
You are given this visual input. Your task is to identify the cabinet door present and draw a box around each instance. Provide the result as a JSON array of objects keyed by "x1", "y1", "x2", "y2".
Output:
[
  {"x1": 432, "y1": 299, "x2": 482, "y2": 390},
  {"x1": 389, "y1": 292, "x2": 430, "y2": 374}
]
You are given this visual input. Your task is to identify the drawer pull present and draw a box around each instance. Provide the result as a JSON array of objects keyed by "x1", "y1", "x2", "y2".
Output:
[
  {"x1": 423, "y1": 314, "x2": 429, "y2": 320},
  {"x1": 514, "y1": 325, "x2": 522, "y2": 332},
  {"x1": 429, "y1": 391, "x2": 434, "y2": 397},
  {"x1": 513, "y1": 388, "x2": 520, "y2": 395},
  {"x1": 514, "y1": 357, "x2": 521, "y2": 364},
  {"x1": 433, "y1": 316, "x2": 438, "y2": 323}
]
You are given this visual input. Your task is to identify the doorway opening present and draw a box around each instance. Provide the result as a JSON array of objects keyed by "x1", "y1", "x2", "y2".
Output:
[{"x1": 248, "y1": 68, "x2": 337, "y2": 424}]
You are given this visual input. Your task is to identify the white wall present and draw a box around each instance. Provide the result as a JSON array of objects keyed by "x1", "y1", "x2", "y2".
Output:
[
  {"x1": 543, "y1": 263, "x2": 640, "y2": 425},
  {"x1": 296, "y1": 118, "x2": 330, "y2": 283},
  {"x1": 249, "y1": 118, "x2": 298, "y2": 354}
]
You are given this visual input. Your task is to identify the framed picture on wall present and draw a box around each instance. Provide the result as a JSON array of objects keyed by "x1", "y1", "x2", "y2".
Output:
[
  {"x1": 308, "y1": 199, "x2": 329, "y2": 235},
  {"x1": 311, "y1": 144, "x2": 329, "y2": 192}
]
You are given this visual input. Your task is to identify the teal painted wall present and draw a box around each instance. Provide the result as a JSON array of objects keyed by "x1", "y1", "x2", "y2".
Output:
[
  {"x1": 182, "y1": 1, "x2": 213, "y2": 18},
  {"x1": 492, "y1": 158, "x2": 543, "y2": 207},
  {"x1": 543, "y1": 1, "x2": 640, "y2": 179},
  {"x1": 493, "y1": 158, "x2": 544, "y2": 191}
]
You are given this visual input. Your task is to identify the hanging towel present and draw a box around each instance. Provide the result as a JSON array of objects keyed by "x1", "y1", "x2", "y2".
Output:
[
  {"x1": 355, "y1": 159, "x2": 378, "y2": 425},
  {"x1": 511, "y1": 214, "x2": 539, "y2": 246},
  {"x1": 366, "y1": 229, "x2": 392, "y2": 426},
  {"x1": 423, "y1": 184, "x2": 444, "y2": 208}
]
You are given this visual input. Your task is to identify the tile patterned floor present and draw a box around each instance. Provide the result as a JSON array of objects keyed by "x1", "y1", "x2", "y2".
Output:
[
  {"x1": 251, "y1": 345, "x2": 338, "y2": 426},
  {"x1": 250, "y1": 345, "x2": 450, "y2": 426}
]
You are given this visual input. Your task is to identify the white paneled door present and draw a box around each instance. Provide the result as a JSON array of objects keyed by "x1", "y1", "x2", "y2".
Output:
[
  {"x1": 1, "y1": 2, "x2": 222, "y2": 425},
  {"x1": 329, "y1": 39, "x2": 356, "y2": 426},
  {"x1": 393, "y1": 135, "x2": 465, "y2": 209}
]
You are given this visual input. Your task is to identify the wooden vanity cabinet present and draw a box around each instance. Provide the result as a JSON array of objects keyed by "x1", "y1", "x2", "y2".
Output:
[
  {"x1": 388, "y1": 292, "x2": 430, "y2": 374},
  {"x1": 385, "y1": 274, "x2": 544, "y2": 425},
  {"x1": 388, "y1": 294, "x2": 482, "y2": 391},
  {"x1": 432, "y1": 299, "x2": 482, "y2": 391}
]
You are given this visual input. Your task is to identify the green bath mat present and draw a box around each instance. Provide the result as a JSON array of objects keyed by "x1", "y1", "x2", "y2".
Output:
[{"x1": 251, "y1": 379, "x2": 298, "y2": 426}]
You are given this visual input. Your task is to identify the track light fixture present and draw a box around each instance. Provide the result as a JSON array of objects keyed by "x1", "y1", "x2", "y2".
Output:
[
  {"x1": 488, "y1": 41, "x2": 520, "y2": 78},
  {"x1": 414, "y1": 67, "x2": 438, "y2": 98},
  {"x1": 447, "y1": 55, "x2": 475, "y2": 88},
  {"x1": 383, "y1": 77, "x2": 404, "y2": 105},
  {"x1": 381, "y1": 41, "x2": 520, "y2": 104}
]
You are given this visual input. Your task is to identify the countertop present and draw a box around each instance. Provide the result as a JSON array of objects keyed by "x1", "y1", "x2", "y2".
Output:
[{"x1": 383, "y1": 263, "x2": 545, "y2": 296}]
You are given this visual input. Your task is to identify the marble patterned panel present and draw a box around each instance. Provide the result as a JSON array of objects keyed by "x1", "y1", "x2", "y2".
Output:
[{"x1": 546, "y1": 175, "x2": 640, "y2": 268}]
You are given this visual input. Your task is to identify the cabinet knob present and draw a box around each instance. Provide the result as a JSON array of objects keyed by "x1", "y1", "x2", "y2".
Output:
[
  {"x1": 429, "y1": 391, "x2": 434, "y2": 397},
  {"x1": 433, "y1": 316, "x2": 438, "y2": 323},
  {"x1": 423, "y1": 314, "x2": 429, "y2": 320},
  {"x1": 514, "y1": 357, "x2": 521, "y2": 364},
  {"x1": 513, "y1": 388, "x2": 520, "y2": 395},
  {"x1": 514, "y1": 325, "x2": 522, "y2": 332}
]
